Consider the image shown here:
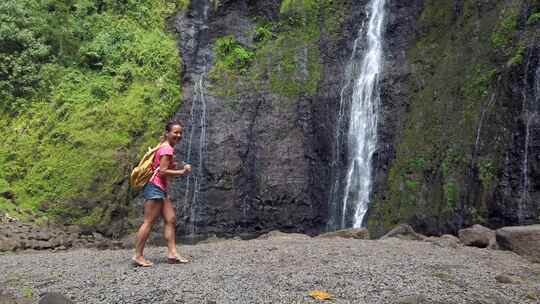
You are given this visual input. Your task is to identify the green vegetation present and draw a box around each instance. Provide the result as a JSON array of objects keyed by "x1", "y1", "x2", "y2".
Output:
[
  {"x1": 178, "y1": 0, "x2": 190, "y2": 11},
  {"x1": 0, "y1": 0, "x2": 182, "y2": 224},
  {"x1": 527, "y1": 12, "x2": 540, "y2": 25},
  {"x1": 22, "y1": 287, "x2": 33, "y2": 299},
  {"x1": 491, "y1": 4, "x2": 520, "y2": 51},
  {"x1": 214, "y1": 36, "x2": 255, "y2": 72},
  {"x1": 210, "y1": 0, "x2": 349, "y2": 98},
  {"x1": 478, "y1": 159, "x2": 496, "y2": 189},
  {"x1": 508, "y1": 45, "x2": 527, "y2": 66}
]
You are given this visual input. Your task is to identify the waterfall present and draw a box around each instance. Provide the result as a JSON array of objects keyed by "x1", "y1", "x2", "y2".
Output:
[
  {"x1": 519, "y1": 62, "x2": 540, "y2": 223},
  {"x1": 329, "y1": 0, "x2": 386, "y2": 229},
  {"x1": 173, "y1": 0, "x2": 211, "y2": 237},
  {"x1": 182, "y1": 74, "x2": 208, "y2": 235}
]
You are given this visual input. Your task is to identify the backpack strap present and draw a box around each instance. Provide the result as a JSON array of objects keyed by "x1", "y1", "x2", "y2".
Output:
[
  {"x1": 148, "y1": 144, "x2": 163, "y2": 183},
  {"x1": 149, "y1": 166, "x2": 160, "y2": 183}
]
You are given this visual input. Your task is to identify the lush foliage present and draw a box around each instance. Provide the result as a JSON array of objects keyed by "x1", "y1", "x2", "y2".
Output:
[
  {"x1": 0, "y1": 0, "x2": 182, "y2": 223},
  {"x1": 214, "y1": 36, "x2": 255, "y2": 73},
  {"x1": 491, "y1": 4, "x2": 520, "y2": 51},
  {"x1": 210, "y1": 0, "x2": 348, "y2": 98},
  {"x1": 527, "y1": 12, "x2": 540, "y2": 25}
]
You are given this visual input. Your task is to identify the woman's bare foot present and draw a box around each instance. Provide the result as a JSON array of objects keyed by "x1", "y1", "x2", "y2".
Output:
[{"x1": 132, "y1": 256, "x2": 153, "y2": 267}]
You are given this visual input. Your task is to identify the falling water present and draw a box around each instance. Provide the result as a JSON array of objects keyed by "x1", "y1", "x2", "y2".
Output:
[
  {"x1": 520, "y1": 114, "x2": 531, "y2": 224},
  {"x1": 519, "y1": 63, "x2": 540, "y2": 223},
  {"x1": 183, "y1": 75, "x2": 208, "y2": 235},
  {"x1": 329, "y1": 0, "x2": 386, "y2": 229}
]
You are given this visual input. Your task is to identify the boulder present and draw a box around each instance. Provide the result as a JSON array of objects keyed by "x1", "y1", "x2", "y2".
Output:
[
  {"x1": 0, "y1": 236, "x2": 20, "y2": 251},
  {"x1": 64, "y1": 225, "x2": 81, "y2": 236},
  {"x1": 397, "y1": 294, "x2": 426, "y2": 304},
  {"x1": 380, "y1": 224, "x2": 426, "y2": 241},
  {"x1": 458, "y1": 224, "x2": 497, "y2": 249},
  {"x1": 495, "y1": 274, "x2": 517, "y2": 284},
  {"x1": 496, "y1": 225, "x2": 540, "y2": 262},
  {"x1": 38, "y1": 292, "x2": 73, "y2": 304},
  {"x1": 316, "y1": 228, "x2": 369, "y2": 240}
]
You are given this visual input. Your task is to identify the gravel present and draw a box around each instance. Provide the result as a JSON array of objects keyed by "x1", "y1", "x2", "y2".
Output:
[{"x1": 1, "y1": 236, "x2": 538, "y2": 303}]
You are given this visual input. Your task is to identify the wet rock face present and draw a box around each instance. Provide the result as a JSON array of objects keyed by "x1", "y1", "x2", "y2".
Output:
[
  {"x1": 169, "y1": 0, "x2": 337, "y2": 237},
  {"x1": 366, "y1": 0, "x2": 424, "y2": 233},
  {"x1": 374, "y1": 0, "x2": 424, "y2": 183},
  {"x1": 492, "y1": 47, "x2": 540, "y2": 227},
  {"x1": 367, "y1": 1, "x2": 540, "y2": 236}
]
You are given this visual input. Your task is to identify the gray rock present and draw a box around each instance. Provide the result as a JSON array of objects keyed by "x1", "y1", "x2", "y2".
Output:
[
  {"x1": 380, "y1": 224, "x2": 426, "y2": 241},
  {"x1": 64, "y1": 225, "x2": 81, "y2": 236},
  {"x1": 458, "y1": 225, "x2": 497, "y2": 249},
  {"x1": 38, "y1": 292, "x2": 73, "y2": 304},
  {"x1": 397, "y1": 294, "x2": 426, "y2": 304},
  {"x1": 496, "y1": 225, "x2": 540, "y2": 262},
  {"x1": 495, "y1": 274, "x2": 515, "y2": 284},
  {"x1": 0, "y1": 236, "x2": 20, "y2": 251}
]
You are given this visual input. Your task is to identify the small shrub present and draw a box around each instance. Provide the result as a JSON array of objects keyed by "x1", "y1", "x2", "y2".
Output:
[
  {"x1": 214, "y1": 36, "x2": 254, "y2": 72},
  {"x1": 254, "y1": 25, "x2": 273, "y2": 43},
  {"x1": 491, "y1": 7, "x2": 519, "y2": 50},
  {"x1": 508, "y1": 45, "x2": 526, "y2": 66},
  {"x1": 527, "y1": 12, "x2": 540, "y2": 25}
]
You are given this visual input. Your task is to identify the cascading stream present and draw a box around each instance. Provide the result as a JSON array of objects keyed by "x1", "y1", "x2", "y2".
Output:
[
  {"x1": 183, "y1": 74, "x2": 208, "y2": 235},
  {"x1": 329, "y1": 0, "x2": 386, "y2": 229},
  {"x1": 519, "y1": 62, "x2": 540, "y2": 223},
  {"x1": 173, "y1": 0, "x2": 211, "y2": 237}
]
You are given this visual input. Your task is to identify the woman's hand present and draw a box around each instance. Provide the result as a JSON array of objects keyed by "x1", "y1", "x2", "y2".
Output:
[{"x1": 159, "y1": 156, "x2": 191, "y2": 177}]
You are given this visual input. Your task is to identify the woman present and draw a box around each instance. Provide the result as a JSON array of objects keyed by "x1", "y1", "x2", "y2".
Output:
[{"x1": 133, "y1": 120, "x2": 192, "y2": 267}]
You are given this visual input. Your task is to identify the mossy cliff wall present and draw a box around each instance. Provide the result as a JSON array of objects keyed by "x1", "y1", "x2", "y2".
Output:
[
  {"x1": 169, "y1": 0, "x2": 540, "y2": 237},
  {"x1": 368, "y1": 0, "x2": 540, "y2": 236},
  {"x1": 169, "y1": 0, "x2": 361, "y2": 236}
]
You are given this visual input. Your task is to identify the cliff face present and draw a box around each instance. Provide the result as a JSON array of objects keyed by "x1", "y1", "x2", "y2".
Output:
[
  {"x1": 166, "y1": 0, "x2": 540, "y2": 238},
  {"x1": 368, "y1": 0, "x2": 540, "y2": 236},
  {"x1": 169, "y1": 0, "x2": 355, "y2": 236}
]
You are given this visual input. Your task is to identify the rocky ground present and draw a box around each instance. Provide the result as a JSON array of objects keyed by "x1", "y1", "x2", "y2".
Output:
[{"x1": 1, "y1": 233, "x2": 539, "y2": 304}]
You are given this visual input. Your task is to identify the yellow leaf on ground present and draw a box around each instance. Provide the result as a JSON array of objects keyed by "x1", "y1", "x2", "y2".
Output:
[{"x1": 309, "y1": 290, "x2": 333, "y2": 300}]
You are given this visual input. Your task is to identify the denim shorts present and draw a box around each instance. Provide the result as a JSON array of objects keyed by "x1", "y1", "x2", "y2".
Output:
[{"x1": 143, "y1": 183, "x2": 167, "y2": 201}]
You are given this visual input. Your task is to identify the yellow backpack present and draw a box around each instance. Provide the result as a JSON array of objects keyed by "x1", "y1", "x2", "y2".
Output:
[{"x1": 130, "y1": 144, "x2": 161, "y2": 190}]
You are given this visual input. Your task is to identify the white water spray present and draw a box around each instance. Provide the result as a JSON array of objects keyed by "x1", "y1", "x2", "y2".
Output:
[{"x1": 338, "y1": 0, "x2": 386, "y2": 228}]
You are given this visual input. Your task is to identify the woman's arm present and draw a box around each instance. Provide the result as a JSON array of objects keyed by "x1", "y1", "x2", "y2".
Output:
[{"x1": 158, "y1": 155, "x2": 191, "y2": 177}]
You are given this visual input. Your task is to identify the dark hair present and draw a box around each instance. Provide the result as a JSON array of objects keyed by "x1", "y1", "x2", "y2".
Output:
[
  {"x1": 160, "y1": 120, "x2": 183, "y2": 143},
  {"x1": 165, "y1": 120, "x2": 183, "y2": 132}
]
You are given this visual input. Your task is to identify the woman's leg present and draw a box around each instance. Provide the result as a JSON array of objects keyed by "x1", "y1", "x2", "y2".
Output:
[
  {"x1": 134, "y1": 200, "x2": 163, "y2": 266},
  {"x1": 162, "y1": 197, "x2": 181, "y2": 260}
]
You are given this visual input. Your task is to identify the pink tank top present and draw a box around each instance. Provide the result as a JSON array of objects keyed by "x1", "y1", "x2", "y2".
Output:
[{"x1": 149, "y1": 144, "x2": 175, "y2": 191}]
